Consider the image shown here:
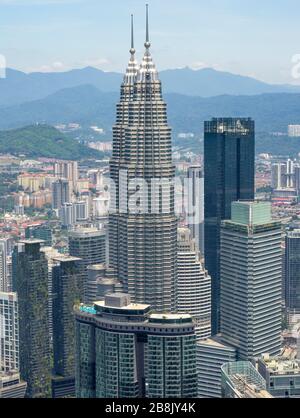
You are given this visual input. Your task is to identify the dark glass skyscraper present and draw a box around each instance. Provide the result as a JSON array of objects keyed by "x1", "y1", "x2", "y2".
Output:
[{"x1": 204, "y1": 118, "x2": 255, "y2": 334}]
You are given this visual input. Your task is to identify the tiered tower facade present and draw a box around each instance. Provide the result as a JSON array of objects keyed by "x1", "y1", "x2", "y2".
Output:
[{"x1": 109, "y1": 8, "x2": 177, "y2": 312}]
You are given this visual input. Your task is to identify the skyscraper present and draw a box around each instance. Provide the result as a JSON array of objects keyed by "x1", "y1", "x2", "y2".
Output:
[
  {"x1": 41, "y1": 246, "x2": 62, "y2": 344},
  {"x1": 204, "y1": 117, "x2": 255, "y2": 334},
  {"x1": 52, "y1": 179, "x2": 71, "y2": 210},
  {"x1": 52, "y1": 255, "x2": 81, "y2": 398},
  {"x1": 220, "y1": 201, "x2": 282, "y2": 360},
  {"x1": 68, "y1": 228, "x2": 106, "y2": 300},
  {"x1": 25, "y1": 223, "x2": 53, "y2": 247},
  {"x1": 285, "y1": 229, "x2": 300, "y2": 321},
  {"x1": 187, "y1": 166, "x2": 204, "y2": 255},
  {"x1": 109, "y1": 7, "x2": 177, "y2": 312},
  {"x1": 13, "y1": 240, "x2": 51, "y2": 398},
  {"x1": 60, "y1": 203, "x2": 76, "y2": 229},
  {"x1": 196, "y1": 336, "x2": 237, "y2": 398},
  {"x1": 54, "y1": 160, "x2": 78, "y2": 192},
  {"x1": 0, "y1": 373, "x2": 27, "y2": 398},
  {"x1": 0, "y1": 292, "x2": 19, "y2": 372},
  {"x1": 177, "y1": 228, "x2": 211, "y2": 340},
  {"x1": 0, "y1": 239, "x2": 8, "y2": 292},
  {"x1": 75, "y1": 294, "x2": 198, "y2": 398}
]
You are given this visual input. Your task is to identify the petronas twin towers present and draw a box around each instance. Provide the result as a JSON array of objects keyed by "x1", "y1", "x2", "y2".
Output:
[{"x1": 109, "y1": 6, "x2": 178, "y2": 312}]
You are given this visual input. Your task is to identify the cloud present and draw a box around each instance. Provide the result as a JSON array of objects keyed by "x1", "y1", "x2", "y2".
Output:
[
  {"x1": 190, "y1": 62, "x2": 209, "y2": 70},
  {"x1": 82, "y1": 58, "x2": 111, "y2": 68},
  {"x1": 33, "y1": 61, "x2": 68, "y2": 72},
  {"x1": 30, "y1": 58, "x2": 112, "y2": 73}
]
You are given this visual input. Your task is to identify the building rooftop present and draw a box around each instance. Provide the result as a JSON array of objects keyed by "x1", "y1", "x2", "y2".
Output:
[
  {"x1": 52, "y1": 255, "x2": 81, "y2": 263},
  {"x1": 231, "y1": 201, "x2": 272, "y2": 226},
  {"x1": 19, "y1": 238, "x2": 44, "y2": 245},
  {"x1": 94, "y1": 300, "x2": 150, "y2": 311},
  {"x1": 68, "y1": 228, "x2": 105, "y2": 238},
  {"x1": 149, "y1": 313, "x2": 191, "y2": 321},
  {"x1": 87, "y1": 263, "x2": 106, "y2": 271},
  {"x1": 197, "y1": 334, "x2": 236, "y2": 350},
  {"x1": 222, "y1": 361, "x2": 272, "y2": 399},
  {"x1": 260, "y1": 354, "x2": 300, "y2": 374}
]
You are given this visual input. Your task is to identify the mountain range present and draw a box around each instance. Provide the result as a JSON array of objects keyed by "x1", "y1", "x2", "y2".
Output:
[
  {"x1": 1, "y1": 84, "x2": 300, "y2": 134},
  {"x1": 1, "y1": 66, "x2": 300, "y2": 107},
  {"x1": 1, "y1": 65, "x2": 300, "y2": 157}
]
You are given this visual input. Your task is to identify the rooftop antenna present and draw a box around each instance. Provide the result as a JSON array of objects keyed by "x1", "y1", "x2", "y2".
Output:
[
  {"x1": 130, "y1": 14, "x2": 135, "y2": 55},
  {"x1": 145, "y1": 4, "x2": 151, "y2": 49}
]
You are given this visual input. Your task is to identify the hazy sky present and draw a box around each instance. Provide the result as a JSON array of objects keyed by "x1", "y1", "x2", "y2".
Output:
[{"x1": 0, "y1": 0, "x2": 300, "y2": 84}]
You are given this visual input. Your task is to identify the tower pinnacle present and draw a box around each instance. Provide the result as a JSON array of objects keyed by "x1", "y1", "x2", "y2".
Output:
[
  {"x1": 130, "y1": 14, "x2": 135, "y2": 56},
  {"x1": 124, "y1": 14, "x2": 138, "y2": 85},
  {"x1": 145, "y1": 4, "x2": 151, "y2": 49}
]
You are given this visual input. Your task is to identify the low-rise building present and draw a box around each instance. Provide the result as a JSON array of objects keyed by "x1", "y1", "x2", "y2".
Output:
[
  {"x1": 258, "y1": 354, "x2": 300, "y2": 398},
  {"x1": 197, "y1": 335, "x2": 237, "y2": 398},
  {"x1": 221, "y1": 361, "x2": 272, "y2": 398}
]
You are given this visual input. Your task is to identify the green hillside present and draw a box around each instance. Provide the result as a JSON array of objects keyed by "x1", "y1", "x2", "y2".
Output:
[{"x1": 0, "y1": 125, "x2": 104, "y2": 160}]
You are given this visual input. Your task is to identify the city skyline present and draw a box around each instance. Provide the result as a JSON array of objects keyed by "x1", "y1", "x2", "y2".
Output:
[
  {"x1": 0, "y1": 1, "x2": 300, "y2": 401},
  {"x1": 1, "y1": 0, "x2": 300, "y2": 84}
]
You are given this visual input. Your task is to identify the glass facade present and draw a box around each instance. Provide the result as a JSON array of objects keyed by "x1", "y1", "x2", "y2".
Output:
[
  {"x1": 285, "y1": 230, "x2": 300, "y2": 315},
  {"x1": 204, "y1": 118, "x2": 255, "y2": 334},
  {"x1": 75, "y1": 296, "x2": 198, "y2": 398},
  {"x1": 220, "y1": 202, "x2": 282, "y2": 360}
]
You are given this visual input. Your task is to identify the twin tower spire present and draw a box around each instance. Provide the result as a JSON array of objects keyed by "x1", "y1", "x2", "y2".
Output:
[
  {"x1": 125, "y1": 4, "x2": 157, "y2": 85},
  {"x1": 130, "y1": 4, "x2": 150, "y2": 57}
]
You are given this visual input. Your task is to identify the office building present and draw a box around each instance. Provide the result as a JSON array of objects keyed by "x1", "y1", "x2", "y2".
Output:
[
  {"x1": 25, "y1": 223, "x2": 53, "y2": 247},
  {"x1": 75, "y1": 293, "x2": 198, "y2": 398},
  {"x1": 60, "y1": 203, "x2": 76, "y2": 229},
  {"x1": 271, "y1": 159, "x2": 295, "y2": 191},
  {"x1": 0, "y1": 292, "x2": 19, "y2": 372},
  {"x1": 221, "y1": 361, "x2": 272, "y2": 398},
  {"x1": 54, "y1": 160, "x2": 78, "y2": 191},
  {"x1": 69, "y1": 228, "x2": 106, "y2": 300},
  {"x1": 187, "y1": 166, "x2": 204, "y2": 254},
  {"x1": 0, "y1": 372, "x2": 27, "y2": 398},
  {"x1": 177, "y1": 228, "x2": 211, "y2": 340},
  {"x1": 0, "y1": 239, "x2": 8, "y2": 292},
  {"x1": 40, "y1": 246, "x2": 62, "y2": 342},
  {"x1": 197, "y1": 335, "x2": 237, "y2": 398},
  {"x1": 13, "y1": 240, "x2": 51, "y2": 398},
  {"x1": 220, "y1": 201, "x2": 282, "y2": 360},
  {"x1": 74, "y1": 200, "x2": 89, "y2": 222},
  {"x1": 204, "y1": 117, "x2": 255, "y2": 333},
  {"x1": 285, "y1": 230, "x2": 300, "y2": 322},
  {"x1": 85, "y1": 264, "x2": 122, "y2": 305},
  {"x1": 109, "y1": 7, "x2": 178, "y2": 312},
  {"x1": 258, "y1": 354, "x2": 300, "y2": 398},
  {"x1": 52, "y1": 179, "x2": 71, "y2": 210},
  {"x1": 52, "y1": 255, "x2": 81, "y2": 398}
]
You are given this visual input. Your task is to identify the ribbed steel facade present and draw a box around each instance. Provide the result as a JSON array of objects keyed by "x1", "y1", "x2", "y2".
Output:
[{"x1": 109, "y1": 22, "x2": 177, "y2": 312}]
